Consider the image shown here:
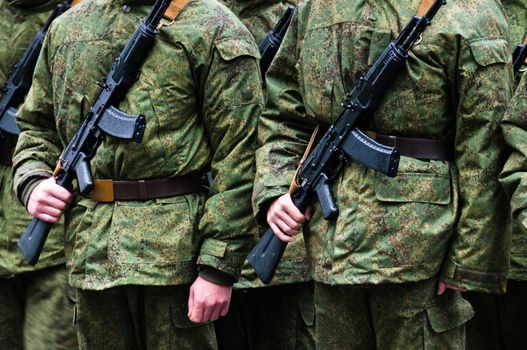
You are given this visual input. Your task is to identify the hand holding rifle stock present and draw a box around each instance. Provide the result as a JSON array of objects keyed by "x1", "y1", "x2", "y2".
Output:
[{"x1": 248, "y1": 0, "x2": 447, "y2": 284}]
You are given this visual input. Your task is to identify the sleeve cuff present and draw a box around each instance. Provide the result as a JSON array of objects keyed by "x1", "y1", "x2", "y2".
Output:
[
  {"x1": 440, "y1": 258, "x2": 507, "y2": 294},
  {"x1": 198, "y1": 266, "x2": 235, "y2": 286},
  {"x1": 197, "y1": 238, "x2": 248, "y2": 282},
  {"x1": 20, "y1": 174, "x2": 50, "y2": 207}
]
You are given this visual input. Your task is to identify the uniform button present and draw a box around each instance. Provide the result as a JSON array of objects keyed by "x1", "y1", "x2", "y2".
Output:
[
  {"x1": 122, "y1": 4, "x2": 132, "y2": 13},
  {"x1": 15, "y1": 15, "x2": 25, "y2": 23}
]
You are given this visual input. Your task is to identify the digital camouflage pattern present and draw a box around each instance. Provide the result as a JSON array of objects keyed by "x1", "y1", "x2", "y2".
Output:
[
  {"x1": 0, "y1": 0, "x2": 65, "y2": 276},
  {"x1": 502, "y1": 0, "x2": 527, "y2": 45},
  {"x1": 0, "y1": 265, "x2": 77, "y2": 350},
  {"x1": 253, "y1": 0, "x2": 512, "y2": 294},
  {"x1": 315, "y1": 279, "x2": 474, "y2": 350},
  {"x1": 12, "y1": 0, "x2": 264, "y2": 290},
  {"x1": 75, "y1": 285, "x2": 217, "y2": 350},
  {"x1": 219, "y1": 0, "x2": 297, "y2": 44}
]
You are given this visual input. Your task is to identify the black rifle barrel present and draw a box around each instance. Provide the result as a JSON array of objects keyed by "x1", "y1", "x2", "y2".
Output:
[{"x1": 248, "y1": 0, "x2": 446, "y2": 284}]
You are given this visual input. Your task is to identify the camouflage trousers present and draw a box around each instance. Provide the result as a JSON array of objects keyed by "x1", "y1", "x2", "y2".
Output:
[
  {"x1": 75, "y1": 284, "x2": 217, "y2": 350},
  {"x1": 214, "y1": 282, "x2": 315, "y2": 350},
  {"x1": 314, "y1": 278, "x2": 474, "y2": 350},
  {"x1": 465, "y1": 280, "x2": 527, "y2": 350},
  {"x1": 0, "y1": 264, "x2": 77, "y2": 350}
]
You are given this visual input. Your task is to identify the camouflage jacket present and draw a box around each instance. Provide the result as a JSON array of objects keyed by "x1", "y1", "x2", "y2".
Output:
[
  {"x1": 502, "y1": 0, "x2": 527, "y2": 45},
  {"x1": 219, "y1": 0, "x2": 311, "y2": 289},
  {"x1": 13, "y1": 0, "x2": 264, "y2": 290},
  {"x1": 0, "y1": 0, "x2": 65, "y2": 277},
  {"x1": 253, "y1": 0, "x2": 512, "y2": 294}
]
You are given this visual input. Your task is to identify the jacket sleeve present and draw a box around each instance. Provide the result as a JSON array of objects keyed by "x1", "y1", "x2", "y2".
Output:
[
  {"x1": 440, "y1": 35, "x2": 513, "y2": 294},
  {"x1": 499, "y1": 72, "x2": 527, "y2": 268},
  {"x1": 252, "y1": 8, "x2": 317, "y2": 225},
  {"x1": 195, "y1": 35, "x2": 265, "y2": 281},
  {"x1": 12, "y1": 26, "x2": 61, "y2": 205}
]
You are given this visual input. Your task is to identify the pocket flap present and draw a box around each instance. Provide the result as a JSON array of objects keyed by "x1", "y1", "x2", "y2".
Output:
[
  {"x1": 375, "y1": 173, "x2": 451, "y2": 205},
  {"x1": 469, "y1": 38, "x2": 510, "y2": 66},
  {"x1": 215, "y1": 39, "x2": 260, "y2": 61},
  {"x1": 200, "y1": 238, "x2": 227, "y2": 258},
  {"x1": 425, "y1": 296, "x2": 474, "y2": 333}
]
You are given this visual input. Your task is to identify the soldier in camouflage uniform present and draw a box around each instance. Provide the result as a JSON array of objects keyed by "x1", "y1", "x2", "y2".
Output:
[
  {"x1": 0, "y1": 0, "x2": 77, "y2": 349},
  {"x1": 253, "y1": 0, "x2": 512, "y2": 348},
  {"x1": 468, "y1": 2, "x2": 527, "y2": 348},
  {"x1": 213, "y1": 1, "x2": 315, "y2": 349},
  {"x1": 12, "y1": 0, "x2": 263, "y2": 348}
]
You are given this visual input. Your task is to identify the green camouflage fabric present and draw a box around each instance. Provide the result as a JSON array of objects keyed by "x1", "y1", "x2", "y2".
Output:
[
  {"x1": 502, "y1": 0, "x2": 527, "y2": 45},
  {"x1": 0, "y1": 0, "x2": 65, "y2": 276},
  {"x1": 219, "y1": 0, "x2": 296, "y2": 44},
  {"x1": 253, "y1": 0, "x2": 512, "y2": 294},
  {"x1": 315, "y1": 279, "x2": 474, "y2": 350},
  {"x1": 12, "y1": 0, "x2": 263, "y2": 290},
  {"x1": 0, "y1": 265, "x2": 77, "y2": 350},
  {"x1": 75, "y1": 285, "x2": 217, "y2": 350},
  {"x1": 218, "y1": 0, "x2": 311, "y2": 289},
  {"x1": 500, "y1": 0, "x2": 527, "y2": 281}
]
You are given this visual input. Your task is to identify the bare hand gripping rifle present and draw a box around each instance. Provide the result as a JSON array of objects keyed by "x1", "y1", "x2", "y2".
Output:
[
  {"x1": 248, "y1": 0, "x2": 447, "y2": 284},
  {"x1": 18, "y1": 0, "x2": 175, "y2": 265},
  {"x1": 0, "y1": 0, "x2": 73, "y2": 138}
]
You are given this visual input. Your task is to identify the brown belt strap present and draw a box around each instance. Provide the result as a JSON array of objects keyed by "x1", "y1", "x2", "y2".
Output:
[
  {"x1": 163, "y1": 0, "x2": 189, "y2": 21},
  {"x1": 289, "y1": 125, "x2": 320, "y2": 194},
  {"x1": 0, "y1": 148, "x2": 13, "y2": 166},
  {"x1": 370, "y1": 132, "x2": 453, "y2": 161},
  {"x1": 417, "y1": 0, "x2": 435, "y2": 17},
  {"x1": 89, "y1": 175, "x2": 206, "y2": 202}
]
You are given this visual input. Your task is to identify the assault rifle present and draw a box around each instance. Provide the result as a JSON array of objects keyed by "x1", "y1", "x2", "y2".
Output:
[
  {"x1": 259, "y1": 5, "x2": 295, "y2": 76},
  {"x1": 0, "y1": 0, "x2": 73, "y2": 138},
  {"x1": 248, "y1": 0, "x2": 446, "y2": 284},
  {"x1": 513, "y1": 42, "x2": 527, "y2": 84},
  {"x1": 18, "y1": 0, "x2": 173, "y2": 265}
]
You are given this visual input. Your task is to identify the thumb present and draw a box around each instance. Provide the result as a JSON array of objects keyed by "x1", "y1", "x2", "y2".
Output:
[{"x1": 437, "y1": 281, "x2": 446, "y2": 296}]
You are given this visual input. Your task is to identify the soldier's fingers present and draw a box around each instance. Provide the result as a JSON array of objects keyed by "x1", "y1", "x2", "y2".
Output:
[
  {"x1": 437, "y1": 281, "x2": 446, "y2": 296},
  {"x1": 274, "y1": 217, "x2": 299, "y2": 236},
  {"x1": 220, "y1": 299, "x2": 230, "y2": 317},
  {"x1": 34, "y1": 212, "x2": 60, "y2": 223},
  {"x1": 37, "y1": 195, "x2": 68, "y2": 211},
  {"x1": 209, "y1": 305, "x2": 222, "y2": 322},
  {"x1": 201, "y1": 299, "x2": 215, "y2": 323},
  {"x1": 49, "y1": 186, "x2": 73, "y2": 203},
  {"x1": 282, "y1": 201, "x2": 306, "y2": 223},
  {"x1": 38, "y1": 206, "x2": 63, "y2": 218},
  {"x1": 189, "y1": 302, "x2": 204, "y2": 323},
  {"x1": 275, "y1": 210, "x2": 303, "y2": 230},
  {"x1": 269, "y1": 222, "x2": 294, "y2": 242}
]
